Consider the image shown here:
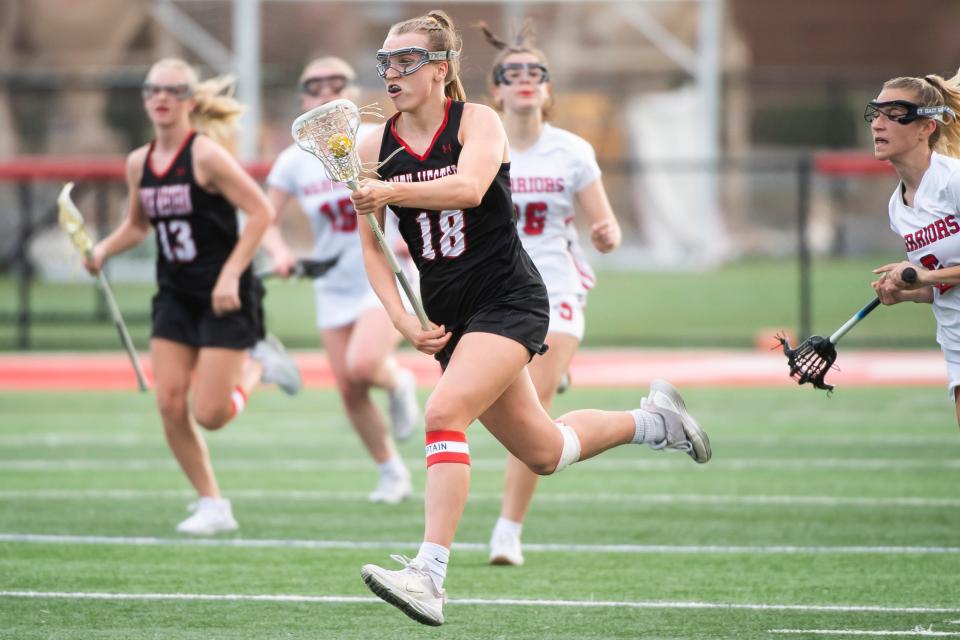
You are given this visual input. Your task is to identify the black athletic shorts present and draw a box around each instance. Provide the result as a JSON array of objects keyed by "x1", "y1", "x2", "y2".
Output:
[
  {"x1": 151, "y1": 279, "x2": 265, "y2": 350},
  {"x1": 434, "y1": 297, "x2": 549, "y2": 370}
]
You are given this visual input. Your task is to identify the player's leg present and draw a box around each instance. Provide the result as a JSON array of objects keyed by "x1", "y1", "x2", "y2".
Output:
[
  {"x1": 325, "y1": 321, "x2": 411, "y2": 503},
  {"x1": 360, "y1": 332, "x2": 531, "y2": 626},
  {"x1": 491, "y1": 331, "x2": 579, "y2": 566},
  {"x1": 347, "y1": 306, "x2": 420, "y2": 442}
]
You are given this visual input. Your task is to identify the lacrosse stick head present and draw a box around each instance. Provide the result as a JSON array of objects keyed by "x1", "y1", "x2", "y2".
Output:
[
  {"x1": 777, "y1": 333, "x2": 838, "y2": 392},
  {"x1": 291, "y1": 98, "x2": 363, "y2": 187},
  {"x1": 57, "y1": 182, "x2": 93, "y2": 256}
]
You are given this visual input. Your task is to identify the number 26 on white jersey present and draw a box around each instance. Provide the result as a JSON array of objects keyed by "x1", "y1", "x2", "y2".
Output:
[{"x1": 416, "y1": 210, "x2": 465, "y2": 259}]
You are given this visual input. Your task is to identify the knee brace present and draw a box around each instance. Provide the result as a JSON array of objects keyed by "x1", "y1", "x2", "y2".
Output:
[{"x1": 553, "y1": 420, "x2": 581, "y2": 473}]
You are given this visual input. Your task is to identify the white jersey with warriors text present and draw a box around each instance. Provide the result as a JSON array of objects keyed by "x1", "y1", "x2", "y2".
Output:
[
  {"x1": 888, "y1": 151, "x2": 960, "y2": 349},
  {"x1": 510, "y1": 123, "x2": 601, "y2": 299},
  {"x1": 267, "y1": 123, "x2": 390, "y2": 298}
]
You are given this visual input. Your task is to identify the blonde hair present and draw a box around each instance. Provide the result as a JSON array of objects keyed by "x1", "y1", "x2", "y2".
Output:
[
  {"x1": 147, "y1": 58, "x2": 244, "y2": 153},
  {"x1": 883, "y1": 68, "x2": 960, "y2": 158},
  {"x1": 388, "y1": 10, "x2": 465, "y2": 101},
  {"x1": 479, "y1": 20, "x2": 553, "y2": 119},
  {"x1": 299, "y1": 56, "x2": 356, "y2": 84}
]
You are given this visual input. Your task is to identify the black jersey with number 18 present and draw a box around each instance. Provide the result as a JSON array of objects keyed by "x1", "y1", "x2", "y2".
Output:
[
  {"x1": 138, "y1": 131, "x2": 250, "y2": 295},
  {"x1": 377, "y1": 99, "x2": 547, "y2": 329}
]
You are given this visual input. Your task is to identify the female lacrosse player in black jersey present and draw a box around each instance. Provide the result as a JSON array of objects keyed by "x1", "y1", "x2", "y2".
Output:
[
  {"x1": 83, "y1": 58, "x2": 299, "y2": 535},
  {"x1": 352, "y1": 11, "x2": 711, "y2": 626}
]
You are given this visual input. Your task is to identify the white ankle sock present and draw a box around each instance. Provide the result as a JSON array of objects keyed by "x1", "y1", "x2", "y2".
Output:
[
  {"x1": 377, "y1": 457, "x2": 408, "y2": 478},
  {"x1": 494, "y1": 517, "x2": 523, "y2": 538},
  {"x1": 630, "y1": 409, "x2": 665, "y2": 444},
  {"x1": 415, "y1": 542, "x2": 449, "y2": 591}
]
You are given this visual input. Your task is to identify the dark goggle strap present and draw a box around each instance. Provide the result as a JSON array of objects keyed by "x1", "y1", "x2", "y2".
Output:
[
  {"x1": 493, "y1": 62, "x2": 550, "y2": 86},
  {"x1": 865, "y1": 99, "x2": 957, "y2": 124}
]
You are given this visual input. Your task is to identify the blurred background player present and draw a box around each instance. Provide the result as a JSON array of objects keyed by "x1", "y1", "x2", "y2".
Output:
[
  {"x1": 350, "y1": 10, "x2": 710, "y2": 626},
  {"x1": 480, "y1": 21, "x2": 622, "y2": 567},
  {"x1": 868, "y1": 69, "x2": 960, "y2": 426},
  {"x1": 83, "y1": 58, "x2": 300, "y2": 534},
  {"x1": 260, "y1": 56, "x2": 418, "y2": 503}
]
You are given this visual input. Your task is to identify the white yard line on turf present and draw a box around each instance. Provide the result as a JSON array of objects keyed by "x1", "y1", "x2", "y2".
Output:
[
  {"x1": 1, "y1": 590, "x2": 958, "y2": 614},
  {"x1": 1, "y1": 533, "x2": 958, "y2": 555},
  {"x1": 2, "y1": 433, "x2": 958, "y2": 447},
  {"x1": 2, "y1": 458, "x2": 959, "y2": 472},
  {"x1": 769, "y1": 630, "x2": 960, "y2": 637},
  {"x1": 1, "y1": 489, "x2": 959, "y2": 509}
]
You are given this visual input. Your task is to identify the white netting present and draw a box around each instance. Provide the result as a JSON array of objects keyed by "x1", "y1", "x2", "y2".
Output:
[{"x1": 291, "y1": 99, "x2": 372, "y2": 184}]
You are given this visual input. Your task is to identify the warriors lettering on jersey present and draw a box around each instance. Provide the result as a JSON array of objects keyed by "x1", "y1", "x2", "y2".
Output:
[
  {"x1": 386, "y1": 164, "x2": 458, "y2": 184},
  {"x1": 511, "y1": 176, "x2": 565, "y2": 194},
  {"x1": 140, "y1": 184, "x2": 193, "y2": 219},
  {"x1": 902, "y1": 214, "x2": 960, "y2": 252}
]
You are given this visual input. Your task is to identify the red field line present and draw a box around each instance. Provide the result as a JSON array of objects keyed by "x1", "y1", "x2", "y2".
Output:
[{"x1": 0, "y1": 349, "x2": 945, "y2": 391}]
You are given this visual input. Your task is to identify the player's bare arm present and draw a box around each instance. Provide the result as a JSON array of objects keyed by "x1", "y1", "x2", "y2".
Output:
[
  {"x1": 193, "y1": 135, "x2": 273, "y2": 314},
  {"x1": 360, "y1": 104, "x2": 506, "y2": 212},
  {"x1": 576, "y1": 177, "x2": 621, "y2": 253},
  {"x1": 86, "y1": 146, "x2": 153, "y2": 274}
]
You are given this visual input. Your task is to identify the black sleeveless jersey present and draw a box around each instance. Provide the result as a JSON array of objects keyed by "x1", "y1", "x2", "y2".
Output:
[
  {"x1": 377, "y1": 99, "x2": 546, "y2": 327},
  {"x1": 138, "y1": 132, "x2": 250, "y2": 295}
]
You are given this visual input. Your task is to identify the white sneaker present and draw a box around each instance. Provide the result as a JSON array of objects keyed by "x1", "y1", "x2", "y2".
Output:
[
  {"x1": 388, "y1": 369, "x2": 419, "y2": 442},
  {"x1": 641, "y1": 379, "x2": 711, "y2": 464},
  {"x1": 361, "y1": 555, "x2": 446, "y2": 626},
  {"x1": 251, "y1": 334, "x2": 302, "y2": 396},
  {"x1": 175, "y1": 497, "x2": 239, "y2": 535},
  {"x1": 368, "y1": 471, "x2": 413, "y2": 504},
  {"x1": 489, "y1": 529, "x2": 524, "y2": 566}
]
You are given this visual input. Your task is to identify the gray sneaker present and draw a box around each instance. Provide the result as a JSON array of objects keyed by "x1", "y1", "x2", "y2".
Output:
[
  {"x1": 641, "y1": 379, "x2": 711, "y2": 463},
  {"x1": 251, "y1": 334, "x2": 302, "y2": 396}
]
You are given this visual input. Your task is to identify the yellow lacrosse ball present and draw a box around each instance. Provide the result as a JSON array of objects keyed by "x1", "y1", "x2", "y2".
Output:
[{"x1": 327, "y1": 133, "x2": 353, "y2": 158}]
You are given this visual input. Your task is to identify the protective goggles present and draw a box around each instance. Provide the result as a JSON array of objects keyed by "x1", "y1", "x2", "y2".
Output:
[
  {"x1": 300, "y1": 75, "x2": 348, "y2": 96},
  {"x1": 863, "y1": 99, "x2": 957, "y2": 125},
  {"x1": 375, "y1": 47, "x2": 459, "y2": 78},
  {"x1": 141, "y1": 83, "x2": 193, "y2": 101},
  {"x1": 493, "y1": 62, "x2": 550, "y2": 86}
]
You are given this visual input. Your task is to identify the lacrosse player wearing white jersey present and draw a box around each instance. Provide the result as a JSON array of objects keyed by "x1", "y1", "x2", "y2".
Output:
[
  {"x1": 261, "y1": 56, "x2": 418, "y2": 504},
  {"x1": 869, "y1": 69, "x2": 960, "y2": 426},
  {"x1": 479, "y1": 22, "x2": 622, "y2": 567}
]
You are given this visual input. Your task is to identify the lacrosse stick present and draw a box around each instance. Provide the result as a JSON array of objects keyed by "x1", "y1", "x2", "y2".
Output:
[
  {"x1": 778, "y1": 267, "x2": 918, "y2": 392},
  {"x1": 255, "y1": 257, "x2": 340, "y2": 280},
  {"x1": 58, "y1": 183, "x2": 149, "y2": 392},
  {"x1": 291, "y1": 98, "x2": 429, "y2": 329}
]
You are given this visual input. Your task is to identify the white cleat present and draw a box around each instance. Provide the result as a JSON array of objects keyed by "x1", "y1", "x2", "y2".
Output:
[
  {"x1": 641, "y1": 379, "x2": 712, "y2": 464},
  {"x1": 388, "y1": 368, "x2": 419, "y2": 442},
  {"x1": 361, "y1": 555, "x2": 446, "y2": 626},
  {"x1": 368, "y1": 472, "x2": 413, "y2": 504},
  {"x1": 176, "y1": 497, "x2": 239, "y2": 535},
  {"x1": 488, "y1": 529, "x2": 525, "y2": 566},
  {"x1": 556, "y1": 370, "x2": 571, "y2": 394},
  {"x1": 251, "y1": 333, "x2": 302, "y2": 396}
]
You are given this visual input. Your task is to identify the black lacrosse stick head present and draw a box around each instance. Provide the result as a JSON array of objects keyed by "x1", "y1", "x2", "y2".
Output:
[{"x1": 777, "y1": 333, "x2": 838, "y2": 392}]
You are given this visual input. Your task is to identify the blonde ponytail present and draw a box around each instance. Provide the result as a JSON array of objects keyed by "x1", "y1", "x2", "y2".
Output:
[
  {"x1": 389, "y1": 9, "x2": 465, "y2": 101},
  {"x1": 883, "y1": 69, "x2": 960, "y2": 159},
  {"x1": 145, "y1": 58, "x2": 245, "y2": 153}
]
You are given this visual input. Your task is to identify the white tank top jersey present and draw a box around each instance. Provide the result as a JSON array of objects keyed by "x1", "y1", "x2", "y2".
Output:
[
  {"x1": 268, "y1": 123, "x2": 396, "y2": 296},
  {"x1": 888, "y1": 151, "x2": 960, "y2": 348},
  {"x1": 510, "y1": 123, "x2": 602, "y2": 298}
]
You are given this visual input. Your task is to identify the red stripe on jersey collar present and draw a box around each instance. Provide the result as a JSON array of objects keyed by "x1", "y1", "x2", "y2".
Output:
[
  {"x1": 147, "y1": 130, "x2": 196, "y2": 180},
  {"x1": 390, "y1": 98, "x2": 452, "y2": 162}
]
